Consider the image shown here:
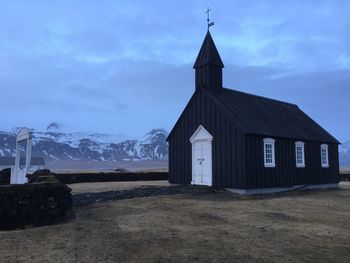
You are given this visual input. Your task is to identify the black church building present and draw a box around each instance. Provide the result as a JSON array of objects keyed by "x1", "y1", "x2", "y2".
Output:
[{"x1": 166, "y1": 31, "x2": 340, "y2": 194}]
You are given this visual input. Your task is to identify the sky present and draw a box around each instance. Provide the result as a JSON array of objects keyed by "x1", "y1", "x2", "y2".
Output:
[{"x1": 0, "y1": 0, "x2": 349, "y2": 142}]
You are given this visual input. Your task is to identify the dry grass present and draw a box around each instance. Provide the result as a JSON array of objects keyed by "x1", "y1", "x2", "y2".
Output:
[
  {"x1": 69, "y1": 180, "x2": 169, "y2": 194},
  {"x1": 133, "y1": 167, "x2": 169, "y2": 173},
  {"x1": 1, "y1": 183, "x2": 350, "y2": 262},
  {"x1": 47, "y1": 160, "x2": 168, "y2": 173},
  {"x1": 340, "y1": 168, "x2": 350, "y2": 174}
]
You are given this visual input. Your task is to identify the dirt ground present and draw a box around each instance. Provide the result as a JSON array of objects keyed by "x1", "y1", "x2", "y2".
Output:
[
  {"x1": 69, "y1": 180, "x2": 169, "y2": 194},
  {"x1": 1, "y1": 183, "x2": 350, "y2": 263}
]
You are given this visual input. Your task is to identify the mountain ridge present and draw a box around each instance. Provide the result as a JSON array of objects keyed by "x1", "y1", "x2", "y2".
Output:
[
  {"x1": 0, "y1": 126, "x2": 168, "y2": 162},
  {"x1": 0, "y1": 125, "x2": 349, "y2": 168}
]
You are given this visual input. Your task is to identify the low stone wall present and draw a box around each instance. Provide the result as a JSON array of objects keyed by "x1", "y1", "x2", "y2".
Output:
[
  {"x1": 0, "y1": 180, "x2": 73, "y2": 231},
  {"x1": 0, "y1": 168, "x2": 11, "y2": 185},
  {"x1": 340, "y1": 173, "x2": 350, "y2": 181},
  {"x1": 54, "y1": 172, "x2": 168, "y2": 184}
]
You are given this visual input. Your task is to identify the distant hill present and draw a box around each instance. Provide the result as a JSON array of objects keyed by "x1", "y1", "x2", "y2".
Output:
[
  {"x1": 0, "y1": 124, "x2": 168, "y2": 163},
  {"x1": 339, "y1": 141, "x2": 350, "y2": 168}
]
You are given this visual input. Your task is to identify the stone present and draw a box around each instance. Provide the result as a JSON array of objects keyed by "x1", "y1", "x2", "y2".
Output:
[{"x1": 0, "y1": 180, "x2": 73, "y2": 231}]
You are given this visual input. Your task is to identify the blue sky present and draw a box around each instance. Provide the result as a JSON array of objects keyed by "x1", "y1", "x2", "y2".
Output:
[{"x1": 0, "y1": 0, "x2": 349, "y2": 142}]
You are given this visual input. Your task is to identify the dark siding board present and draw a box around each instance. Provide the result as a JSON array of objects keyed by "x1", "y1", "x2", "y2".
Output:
[
  {"x1": 216, "y1": 103, "x2": 221, "y2": 186},
  {"x1": 226, "y1": 125, "x2": 230, "y2": 186},
  {"x1": 180, "y1": 115, "x2": 184, "y2": 183},
  {"x1": 238, "y1": 129, "x2": 243, "y2": 188},
  {"x1": 186, "y1": 109, "x2": 191, "y2": 183},
  {"x1": 222, "y1": 114, "x2": 227, "y2": 186},
  {"x1": 241, "y1": 130, "x2": 246, "y2": 188},
  {"x1": 228, "y1": 125, "x2": 233, "y2": 187},
  {"x1": 168, "y1": 141, "x2": 171, "y2": 182},
  {"x1": 168, "y1": 90, "x2": 245, "y2": 188},
  {"x1": 244, "y1": 134, "x2": 339, "y2": 189}
]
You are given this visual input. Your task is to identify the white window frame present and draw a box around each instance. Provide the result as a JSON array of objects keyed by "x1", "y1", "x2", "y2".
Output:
[
  {"x1": 263, "y1": 138, "x2": 276, "y2": 168},
  {"x1": 320, "y1": 144, "x2": 329, "y2": 168},
  {"x1": 295, "y1": 141, "x2": 305, "y2": 168}
]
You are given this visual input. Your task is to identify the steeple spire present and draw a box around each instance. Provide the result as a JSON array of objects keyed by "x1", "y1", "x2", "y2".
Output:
[{"x1": 193, "y1": 31, "x2": 224, "y2": 91}]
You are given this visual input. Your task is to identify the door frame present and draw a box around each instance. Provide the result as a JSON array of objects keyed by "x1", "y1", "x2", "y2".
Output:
[{"x1": 189, "y1": 125, "x2": 213, "y2": 186}]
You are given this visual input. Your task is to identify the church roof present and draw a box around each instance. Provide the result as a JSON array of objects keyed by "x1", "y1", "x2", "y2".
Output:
[
  {"x1": 167, "y1": 87, "x2": 338, "y2": 143},
  {"x1": 206, "y1": 88, "x2": 339, "y2": 143},
  {"x1": 193, "y1": 31, "x2": 224, "y2": 69}
]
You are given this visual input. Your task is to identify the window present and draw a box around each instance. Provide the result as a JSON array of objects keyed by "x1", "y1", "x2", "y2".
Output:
[
  {"x1": 263, "y1": 138, "x2": 275, "y2": 167},
  {"x1": 321, "y1": 144, "x2": 329, "y2": 168},
  {"x1": 295, "y1": 141, "x2": 305, "y2": 168}
]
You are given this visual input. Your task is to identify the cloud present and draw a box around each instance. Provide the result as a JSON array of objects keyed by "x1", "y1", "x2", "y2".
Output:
[
  {"x1": 224, "y1": 65, "x2": 350, "y2": 142},
  {"x1": 0, "y1": 0, "x2": 349, "y2": 141}
]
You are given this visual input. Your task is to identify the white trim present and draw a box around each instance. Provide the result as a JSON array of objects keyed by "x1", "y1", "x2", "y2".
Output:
[
  {"x1": 190, "y1": 125, "x2": 213, "y2": 143},
  {"x1": 190, "y1": 125, "x2": 213, "y2": 186},
  {"x1": 295, "y1": 141, "x2": 305, "y2": 168},
  {"x1": 263, "y1": 138, "x2": 275, "y2": 168},
  {"x1": 320, "y1": 144, "x2": 329, "y2": 168}
]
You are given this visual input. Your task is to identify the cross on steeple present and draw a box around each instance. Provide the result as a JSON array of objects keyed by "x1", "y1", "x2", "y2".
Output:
[{"x1": 205, "y1": 7, "x2": 215, "y2": 30}]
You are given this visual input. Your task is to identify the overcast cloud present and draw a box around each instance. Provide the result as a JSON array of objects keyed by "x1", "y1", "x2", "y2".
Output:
[{"x1": 0, "y1": 0, "x2": 349, "y2": 141}]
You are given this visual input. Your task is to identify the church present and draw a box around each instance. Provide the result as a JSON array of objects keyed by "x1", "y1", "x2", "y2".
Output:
[{"x1": 166, "y1": 30, "x2": 340, "y2": 194}]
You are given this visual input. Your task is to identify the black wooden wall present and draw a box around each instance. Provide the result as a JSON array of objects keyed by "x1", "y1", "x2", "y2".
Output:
[
  {"x1": 168, "y1": 91, "x2": 340, "y2": 190},
  {"x1": 168, "y1": 90, "x2": 246, "y2": 189},
  {"x1": 244, "y1": 134, "x2": 340, "y2": 189}
]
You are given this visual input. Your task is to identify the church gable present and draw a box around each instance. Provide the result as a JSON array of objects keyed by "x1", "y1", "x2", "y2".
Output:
[{"x1": 166, "y1": 89, "x2": 242, "y2": 142}]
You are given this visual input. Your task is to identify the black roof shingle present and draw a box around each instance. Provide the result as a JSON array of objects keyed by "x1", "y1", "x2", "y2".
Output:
[{"x1": 205, "y1": 88, "x2": 339, "y2": 144}]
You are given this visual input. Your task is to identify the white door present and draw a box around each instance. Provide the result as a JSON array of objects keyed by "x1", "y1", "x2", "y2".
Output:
[{"x1": 190, "y1": 125, "x2": 213, "y2": 186}]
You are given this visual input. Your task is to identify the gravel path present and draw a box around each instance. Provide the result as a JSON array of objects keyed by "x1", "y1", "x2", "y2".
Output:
[
  {"x1": 73, "y1": 182, "x2": 350, "y2": 207},
  {"x1": 73, "y1": 185, "x2": 219, "y2": 206}
]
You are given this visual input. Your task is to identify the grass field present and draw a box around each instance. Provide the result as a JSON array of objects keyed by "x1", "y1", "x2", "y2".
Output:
[
  {"x1": 46, "y1": 160, "x2": 168, "y2": 173},
  {"x1": 0, "y1": 182, "x2": 350, "y2": 263},
  {"x1": 340, "y1": 168, "x2": 350, "y2": 174}
]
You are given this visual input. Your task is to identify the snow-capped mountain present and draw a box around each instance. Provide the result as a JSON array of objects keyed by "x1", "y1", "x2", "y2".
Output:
[
  {"x1": 1, "y1": 123, "x2": 349, "y2": 168},
  {"x1": 339, "y1": 141, "x2": 350, "y2": 168},
  {"x1": 0, "y1": 123, "x2": 168, "y2": 162}
]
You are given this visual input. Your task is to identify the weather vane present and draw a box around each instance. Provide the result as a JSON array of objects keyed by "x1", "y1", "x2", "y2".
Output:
[{"x1": 205, "y1": 7, "x2": 215, "y2": 30}]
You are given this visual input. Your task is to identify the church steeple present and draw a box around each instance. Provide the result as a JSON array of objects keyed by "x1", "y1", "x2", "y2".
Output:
[{"x1": 193, "y1": 30, "x2": 224, "y2": 91}]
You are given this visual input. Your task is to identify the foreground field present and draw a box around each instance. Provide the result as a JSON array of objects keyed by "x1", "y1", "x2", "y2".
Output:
[
  {"x1": 46, "y1": 159, "x2": 168, "y2": 173},
  {"x1": 341, "y1": 168, "x2": 350, "y2": 174},
  {"x1": 1, "y1": 183, "x2": 350, "y2": 263},
  {"x1": 69, "y1": 180, "x2": 169, "y2": 194}
]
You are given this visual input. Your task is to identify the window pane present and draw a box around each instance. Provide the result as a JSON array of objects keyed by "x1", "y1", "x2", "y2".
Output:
[
  {"x1": 295, "y1": 144, "x2": 305, "y2": 166},
  {"x1": 265, "y1": 142, "x2": 274, "y2": 165},
  {"x1": 321, "y1": 146, "x2": 328, "y2": 166}
]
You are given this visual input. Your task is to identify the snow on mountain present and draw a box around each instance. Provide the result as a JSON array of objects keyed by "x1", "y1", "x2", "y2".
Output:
[
  {"x1": 339, "y1": 140, "x2": 350, "y2": 168},
  {"x1": 339, "y1": 141, "x2": 350, "y2": 154},
  {"x1": 0, "y1": 125, "x2": 169, "y2": 162},
  {"x1": 1, "y1": 124, "x2": 347, "y2": 168},
  {"x1": 138, "y1": 128, "x2": 168, "y2": 160}
]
